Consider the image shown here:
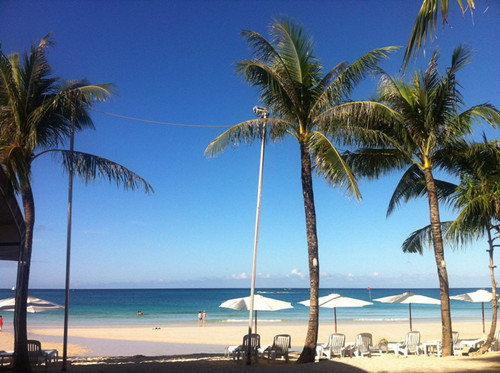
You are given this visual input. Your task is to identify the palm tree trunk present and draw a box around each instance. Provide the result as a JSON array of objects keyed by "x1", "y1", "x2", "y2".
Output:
[
  {"x1": 296, "y1": 142, "x2": 320, "y2": 364},
  {"x1": 475, "y1": 225, "x2": 498, "y2": 354},
  {"x1": 13, "y1": 186, "x2": 34, "y2": 372},
  {"x1": 423, "y1": 167, "x2": 453, "y2": 356}
]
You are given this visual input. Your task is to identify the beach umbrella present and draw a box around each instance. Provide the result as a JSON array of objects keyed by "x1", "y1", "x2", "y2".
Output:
[
  {"x1": 450, "y1": 289, "x2": 498, "y2": 336},
  {"x1": 0, "y1": 296, "x2": 64, "y2": 313},
  {"x1": 299, "y1": 293, "x2": 373, "y2": 332},
  {"x1": 374, "y1": 291, "x2": 440, "y2": 331},
  {"x1": 219, "y1": 294, "x2": 293, "y2": 333}
]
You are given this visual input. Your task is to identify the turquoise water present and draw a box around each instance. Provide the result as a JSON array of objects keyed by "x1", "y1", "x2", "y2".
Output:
[{"x1": 0, "y1": 288, "x2": 492, "y2": 326}]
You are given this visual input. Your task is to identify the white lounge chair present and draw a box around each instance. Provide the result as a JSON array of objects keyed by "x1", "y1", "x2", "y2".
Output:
[
  {"x1": 317, "y1": 333, "x2": 346, "y2": 359},
  {"x1": 232, "y1": 334, "x2": 261, "y2": 363},
  {"x1": 354, "y1": 333, "x2": 373, "y2": 357},
  {"x1": 397, "y1": 331, "x2": 421, "y2": 356},
  {"x1": 266, "y1": 334, "x2": 291, "y2": 362}
]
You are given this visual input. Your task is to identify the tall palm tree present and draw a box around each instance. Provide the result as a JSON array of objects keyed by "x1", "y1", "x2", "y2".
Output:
[
  {"x1": 399, "y1": 139, "x2": 499, "y2": 353},
  {"x1": 0, "y1": 35, "x2": 153, "y2": 371},
  {"x1": 342, "y1": 46, "x2": 499, "y2": 356},
  {"x1": 205, "y1": 18, "x2": 398, "y2": 363},
  {"x1": 446, "y1": 139, "x2": 499, "y2": 353},
  {"x1": 403, "y1": 0, "x2": 477, "y2": 72}
]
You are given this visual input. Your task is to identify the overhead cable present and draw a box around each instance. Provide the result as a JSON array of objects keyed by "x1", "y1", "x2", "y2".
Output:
[{"x1": 92, "y1": 109, "x2": 231, "y2": 128}]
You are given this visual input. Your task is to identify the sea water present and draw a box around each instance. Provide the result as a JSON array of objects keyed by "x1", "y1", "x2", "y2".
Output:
[{"x1": 0, "y1": 288, "x2": 492, "y2": 326}]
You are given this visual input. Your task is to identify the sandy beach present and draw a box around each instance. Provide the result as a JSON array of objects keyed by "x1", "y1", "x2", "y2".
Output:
[{"x1": 1, "y1": 320, "x2": 499, "y2": 372}]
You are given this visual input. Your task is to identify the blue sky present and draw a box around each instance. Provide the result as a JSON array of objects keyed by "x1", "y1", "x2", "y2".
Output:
[{"x1": 0, "y1": 0, "x2": 498, "y2": 289}]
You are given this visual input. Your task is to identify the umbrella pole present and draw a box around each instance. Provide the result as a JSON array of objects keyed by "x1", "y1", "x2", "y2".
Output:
[
  {"x1": 255, "y1": 310, "x2": 258, "y2": 334},
  {"x1": 482, "y1": 302, "x2": 485, "y2": 336},
  {"x1": 246, "y1": 113, "x2": 267, "y2": 365},
  {"x1": 334, "y1": 308, "x2": 337, "y2": 333},
  {"x1": 409, "y1": 303, "x2": 412, "y2": 332}
]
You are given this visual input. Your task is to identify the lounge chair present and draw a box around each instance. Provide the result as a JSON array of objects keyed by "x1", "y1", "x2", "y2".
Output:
[
  {"x1": 397, "y1": 331, "x2": 421, "y2": 356},
  {"x1": 354, "y1": 333, "x2": 373, "y2": 357},
  {"x1": 232, "y1": 334, "x2": 260, "y2": 363},
  {"x1": 266, "y1": 334, "x2": 291, "y2": 362},
  {"x1": 317, "y1": 333, "x2": 346, "y2": 359},
  {"x1": 27, "y1": 340, "x2": 45, "y2": 369}
]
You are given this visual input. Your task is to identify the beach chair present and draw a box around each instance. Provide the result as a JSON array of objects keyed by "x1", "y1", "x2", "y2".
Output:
[
  {"x1": 27, "y1": 340, "x2": 45, "y2": 369},
  {"x1": 266, "y1": 334, "x2": 291, "y2": 362},
  {"x1": 317, "y1": 333, "x2": 346, "y2": 359},
  {"x1": 232, "y1": 334, "x2": 260, "y2": 363},
  {"x1": 354, "y1": 333, "x2": 373, "y2": 357},
  {"x1": 397, "y1": 331, "x2": 421, "y2": 356}
]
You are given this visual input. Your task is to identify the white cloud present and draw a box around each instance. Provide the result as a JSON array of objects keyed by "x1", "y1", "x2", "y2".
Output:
[
  {"x1": 373, "y1": 272, "x2": 379, "y2": 277},
  {"x1": 289, "y1": 268, "x2": 305, "y2": 279},
  {"x1": 230, "y1": 272, "x2": 248, "y2": 280}
]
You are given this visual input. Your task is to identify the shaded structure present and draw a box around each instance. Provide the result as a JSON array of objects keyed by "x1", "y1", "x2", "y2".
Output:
[{"x1": 0, "y1": 168, "x2": 25, "y2": 261}]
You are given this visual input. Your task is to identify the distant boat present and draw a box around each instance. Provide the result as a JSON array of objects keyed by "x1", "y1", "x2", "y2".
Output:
[{"x1": 11, "y1": 287, "x2": 15, "y2": 291}]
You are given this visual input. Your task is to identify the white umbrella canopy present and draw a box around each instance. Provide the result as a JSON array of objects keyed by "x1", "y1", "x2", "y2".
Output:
[
  {"x1": 0, "y1": 296, "x2": 64, "y2": 313},
  {"x1": 374, "y1": 291, "x2": 440, "y2": 331},
  {"x1": 219, "y1": 294, "x2": 293, "y2": 333},
  {"x1": 451, "y1": 289, "x2": 498, "y2": 335},
  {"x1": 299, "y1": 293, "x2": 373, "y2": 332}
]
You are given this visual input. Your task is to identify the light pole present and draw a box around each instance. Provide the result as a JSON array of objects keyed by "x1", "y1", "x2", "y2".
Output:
[
  {"x1": 246, "y1": 106, "x2": 268, "y2": 365},
  {"x1": 62, "y1": 113, "x2": 75, "y2": 371}
]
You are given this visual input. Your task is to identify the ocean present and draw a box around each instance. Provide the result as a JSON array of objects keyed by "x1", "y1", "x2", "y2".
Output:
[{"x1": 0, "y1": 288, "x2": 492, "y2": 326}]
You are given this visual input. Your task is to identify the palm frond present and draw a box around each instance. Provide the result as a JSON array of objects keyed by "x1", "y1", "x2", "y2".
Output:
[
  {"x1": 401, "y1": 0, "x2": 476, "y2": 73},
  {"x1": 312, "y1": 46, "x2": 400, "y2": 114},
  {"x1": 204, "y1": 117, "x2": 293, "y2": 158},
  {"x1": 308, "y1": 131, "x2": 361, "y2": 200},
  {"x1": 343, "y1": 148, "x2": 410, "y2": 180},
  {"x1": 236, "y1": 60, "x2": 300, "y2": 119},
  {"x1": 387, "y1": 164, "x2": 427, "y2": 217},
  {"x1": 0, "y1": 144, "x2": 31, "y2": 190},
  {"x1": 53, "y1": 149, "x2": 153, "y2": 194},
  {"x1": 402, "y1": 221, "x2": 454, "y2": 254}
]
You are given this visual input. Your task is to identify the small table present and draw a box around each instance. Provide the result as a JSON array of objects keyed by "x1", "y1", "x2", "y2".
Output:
[
  {"x1": 0, "y1": 350, "x2": 14, "y2": 367},
  {"x1": 422, "y1": 340, "x2": 441, "y2": 357},
  {"x1": 387, "y1": 342, "x2": 401, "y2": 355}
]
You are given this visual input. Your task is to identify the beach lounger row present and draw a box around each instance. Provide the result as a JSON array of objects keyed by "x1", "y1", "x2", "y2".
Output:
[
  {"x1": 226, "y1": 333, "x2": 291, "y2": 363},
  {"x1": 316, "y1": 330, "x2": 492, "y2": 360}
]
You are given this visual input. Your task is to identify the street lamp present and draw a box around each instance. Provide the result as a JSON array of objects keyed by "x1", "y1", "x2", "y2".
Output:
[{"x1": 246, "y1": 106, "x2": 268, "y2": 365}]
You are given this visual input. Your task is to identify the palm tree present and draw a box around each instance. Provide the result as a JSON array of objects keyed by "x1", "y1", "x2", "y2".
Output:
[
  {"x1": 403, "y1": 0, "x2": 478, "y2": 72},
  {"x1": 0, "y1": 35, "x2": 153, "y2": 371},
  {"x1": 204, "y1": 18, "x2": 398, "y2": 363},
  {"x1": 446, "y1": 139, "x2": 499, "y2": 353},
  {"x1": 399, "y1": 139, "x2": 499, "y2": 353},
  {"x1": 342, "y1": 46, "x2": 499, "y2": 356}
]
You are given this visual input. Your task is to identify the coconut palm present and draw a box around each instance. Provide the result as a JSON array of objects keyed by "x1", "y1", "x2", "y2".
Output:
[
  {"x1": 205, "y1": 18, "x2": 398, "y2": 363},
  {"x1": 0, "y1": 35, "x2": 153, "y2": 371},
  {"x1": 446, "y1": 139, "x2": 499, "y2": 353},
  {"x1": 403, "y1": 0, "x2": 477, "y2": 72},
  {"x1": 342, "y1": 46, "x2": 499, "y2": 356},
  {"x1": 399, "y1": 139, "x2": 499, "y2": 353}
]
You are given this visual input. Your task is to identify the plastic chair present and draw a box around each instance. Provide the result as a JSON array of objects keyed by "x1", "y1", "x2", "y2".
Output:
[
  {"x1": 354, "y1": 333, "x2": 373, "y2": 357},
  {"x1": 232, "y1": 334, "x2": 260, "y2": 363},
  {"x1": 267, "y1": 334, "x2": 291, "y2": 362},
  {"x1": 397, "y1": 331, "x2": 421, "y2": 356},
  {"x1": 318, "y1": 333, "x2": 346, "y2": 359}
]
